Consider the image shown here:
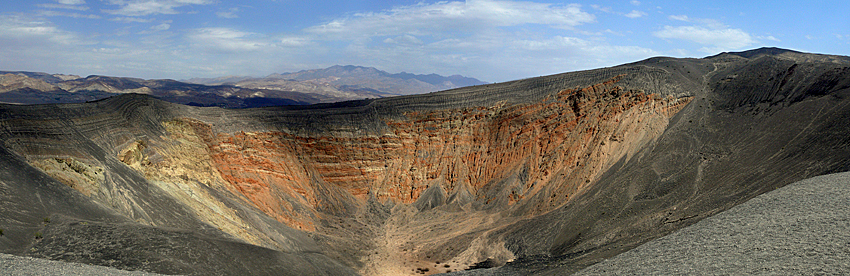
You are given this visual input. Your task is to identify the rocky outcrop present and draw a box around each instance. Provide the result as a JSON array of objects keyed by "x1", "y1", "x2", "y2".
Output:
[
  {"x1": 193, "y1": 76, "x2": 690, "y2": 211},
  {"x1": 29, "y1": 157, "x2": 104, "y2": 196}
]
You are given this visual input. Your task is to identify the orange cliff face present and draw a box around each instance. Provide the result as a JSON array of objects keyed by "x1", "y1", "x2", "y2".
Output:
[{"x1": 178, "y1": 76, "x2": 692, "y2": 230}]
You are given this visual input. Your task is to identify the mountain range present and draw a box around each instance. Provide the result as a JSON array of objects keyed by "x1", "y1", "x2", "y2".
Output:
[
  {"x1": 185, "y1": 65, "x2": 487, "y2": 99},
  {"x1": 1, "y1": 48, "x2": 849, "y2": 275},
  {"x1": 0, "y1": 66, "x2": 486, "y2": 108}
]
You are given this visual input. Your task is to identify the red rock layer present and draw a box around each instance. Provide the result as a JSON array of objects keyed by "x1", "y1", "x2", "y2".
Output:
[
  {"x1": 188, "y1": 76, "x2": 692, "y2": 228},
  {"x1": 186, "y1": 120, "x2": 319, "y2": 231}
]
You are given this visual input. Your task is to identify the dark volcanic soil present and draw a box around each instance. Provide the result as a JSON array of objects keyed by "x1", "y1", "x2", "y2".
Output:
[{"x1": 574, "y1": 171, "x2": 850, "y2": 275}]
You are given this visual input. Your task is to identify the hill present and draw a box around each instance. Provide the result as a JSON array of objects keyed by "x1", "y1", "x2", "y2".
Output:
[
  {"x1": 0, "y1": 66, "x2": 485, "y2": 108},
  {"x1": 0, "y1": 72, "x2": 323, "y2": 108},
  {"x1": 187, "y1": 65, "x2": 487, "y2": 99},
  {"x1": 1, "y1": 47, "x2": 849, "y2": 275}
]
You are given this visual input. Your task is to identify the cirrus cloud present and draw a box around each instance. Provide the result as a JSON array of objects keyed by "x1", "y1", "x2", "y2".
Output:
[
  {"x1": 188, "y1": 28, "x2": 267, "y2": 52},
  {"x1": 216, "y1": 7, "x2": 238, "y2": 19},
  {"x1": 0, "y1": 15, "x2": 82, "y2": 47},
  {"x1": 654, "y1": 25, "x2": 755, "y2": 52},
  {"x1": 624, "y1": 10, "x2": 647, "y2": 18},
  {"x1": 103, "y1": 0, "x2": 214, "y2": 16},
  {"x1": 305, "y1": 0, "x2": 595, "y2": 39},
  {"x1": 58, "y1": 0, "x2": 86, "y2": 5}
]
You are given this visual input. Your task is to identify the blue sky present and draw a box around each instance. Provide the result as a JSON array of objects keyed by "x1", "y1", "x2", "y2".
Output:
[{"x1": 1, "y1": 0, "x2": 848, "y2": 82}]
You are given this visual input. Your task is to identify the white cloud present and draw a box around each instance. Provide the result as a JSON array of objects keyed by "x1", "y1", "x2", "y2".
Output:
[
  {"x1": 0, "y1": 15, "x2": 82, "y2": 47},
  {"x1": 630, "y1": 0, "x2": 641, "y2": 5},
  {"x1": 189, "y1": 28, "x2": 267, "y2": 52},
  {"x1": 216, "y1": 7, "x2": 239, "y2": 19},
  {"x1": 669, "y1": 15, "x2": 690, "y2": 22},
  {"x1": 590, "y1": 4, "x2": 613, "y2": 13},
  {"x1": 110, "y1": 17, "x2": 154, "y2": 23},
  {"x1": 624, "y1": 10, "x2": 647, "y2": 18},
  {"x1": 305, "y1": 0, "x2": 595, "y2": 39},
  {"x1": 384, "y1": 34, "x2": 423, "y2": 45},
  {"x1": 512, "y1": 36, "x2": 657, "y2": 57},
  {"x1": 151, "y1": 23, "x2": 170, "y2": 31},
  {"x1": 103, "y1": 0, "x2": 214, "y2": 16},
  {"x1": 137, "y1": 21, "x2": 170, "y2": 34},
  {"x1": 0, "y1": 13, "x2": 269, "y2": 80},
  {"x1": 759, "y1": 35, "x2": 779, "y2": 42},
  {"x1": 58, "y1": 0, "x2": 85, "y2": 4},
  {"x1": 38, "y1": 10, "x2": 101, "y2": 19},
  {"x1": 92, "y1": 47, "x2": 123, "y2": 54},
  {"x1": 39, "y1": 3, "x2": 89, "y2": 10},
  {"x1": 216, "y1": 11, "x2": 236, "y2": 18},
  {"x1": 655, "y1": 15, "x2": 759, "y2": 53},
  {"x1": 654, "y1": 25, "x2": 756, "y2": 52},
  {"x1": 279, "y1": 36, "x2": 312, "y2": 47}
]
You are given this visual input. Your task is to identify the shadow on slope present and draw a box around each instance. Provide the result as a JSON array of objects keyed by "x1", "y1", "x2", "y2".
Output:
[{"x1": 0, "y1": 105, "x2": 356, "y2": 275}]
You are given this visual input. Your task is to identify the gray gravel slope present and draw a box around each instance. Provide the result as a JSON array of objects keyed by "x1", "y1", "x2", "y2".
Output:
[
  {"x1": 575, "y1": 171, "x2": 850, "y2": 275},
  {"x1": 0, "y1": 253, "x2": 165, "y2": 276}
]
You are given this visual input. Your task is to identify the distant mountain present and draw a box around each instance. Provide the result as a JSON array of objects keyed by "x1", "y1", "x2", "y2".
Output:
[
  {"x1": 0, "y1": 71, "x2": 81, "y2": 84},
  {"x1": 183, "y1": 75, "x2": 253, "y2": 85},
  {"x1": 1, "y1": 66, "x2": 484, "y2": 107},
  {"x1": 0, "y1": 71, "x2": 324, "y2": 108},
  {"x1": 268, "y1": 65, "x2": 487, "y2": 95},
  {"x1": 186, "y1": 65, "x2": 487, "y2": 99},
  {"x1": 391, "y1": 72, "x2": 485, "y2": 87}
]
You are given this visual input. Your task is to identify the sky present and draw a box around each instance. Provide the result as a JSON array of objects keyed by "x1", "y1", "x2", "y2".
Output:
[{"x1": 1, "y1": 0, "x2": 848, "y2": 83}]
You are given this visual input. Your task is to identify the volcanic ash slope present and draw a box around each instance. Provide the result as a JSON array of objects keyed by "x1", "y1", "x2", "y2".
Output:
[{"x1": 575, "y1": 171, "x2": 850, "y2": 275}]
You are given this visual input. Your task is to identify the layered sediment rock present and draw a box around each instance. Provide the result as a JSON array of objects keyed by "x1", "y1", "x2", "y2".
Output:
[{"x1": 187, "y1": 77, "x2": 690, "y2": 222}]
